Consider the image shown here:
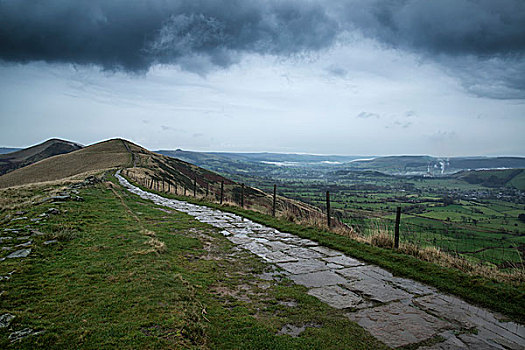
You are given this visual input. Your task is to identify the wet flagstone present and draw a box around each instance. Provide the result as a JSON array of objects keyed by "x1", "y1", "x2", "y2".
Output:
[{"x1": 116, "y1": 172, "x2": 525, "y2": 349}]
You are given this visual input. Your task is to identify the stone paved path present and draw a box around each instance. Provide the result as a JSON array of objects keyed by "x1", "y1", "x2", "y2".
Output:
[{"x1": 117, "y1": 172, "x2": 525, "y2": 349}]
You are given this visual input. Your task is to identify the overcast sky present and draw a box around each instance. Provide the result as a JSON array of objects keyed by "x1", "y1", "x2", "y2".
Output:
[{"x1": 0, "y1": 0, "x2": 524, "y2": 156}]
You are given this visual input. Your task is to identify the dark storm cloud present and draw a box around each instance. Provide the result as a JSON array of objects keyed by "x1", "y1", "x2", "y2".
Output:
[
  {"x1": 1, "y1": 0, "x2": 524, "y2": 98},
  {"x1": 0, "y1": 0, "x2": 338, "y2": 72},
  {"x1": 341, "y1": 0, "x2": 525, "y2": 57},
  {"x1": 338, "y1": 0, "x2": 525, "y2": 98}
]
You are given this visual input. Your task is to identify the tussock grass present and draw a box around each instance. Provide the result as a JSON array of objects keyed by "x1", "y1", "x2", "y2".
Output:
[
  {"x1": 370, "y1": 232, "x2": 395, "y2": 249},
  {"x1": 137, "y1": 237, "x2": 167, "y2": 255},
  {"x1": 141, "y1": 229, "x2": 156, "y2": 237},
  {"x1": 43, "y1": 228, "x2": 78, "y2": 242},
  {"x1": 0, "y1": 183, "x2": 71, "y2": 210}
]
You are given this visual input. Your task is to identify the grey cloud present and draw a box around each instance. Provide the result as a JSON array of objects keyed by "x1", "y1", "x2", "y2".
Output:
[
  {"x1": 160, "y1": 125, "x2": 184, "y2": 133},
  {"x1": 1, "y1": 0, "x2": 524, "y2": 99},
  {"x1": 326, "y1": 65, "x2": 347, "y2": 78},
  {"x1": 339, "y1": 0, "x2": 525, "y2": 99},
  {"x1": 404, "y1": 110, "x2": 417, "y2": 118},
  {"x1": 385, "y1": 120, "x2": 412, "y2": 129},
  {"x1": 357, "y1": 112, "x2": 380, "y2": 119},
  {"x1": 341, "y1": 0, "x2": 525, "y2": 57},
  {"x1": 0, "y1": 0, "x2": 338, "y2": 73}
]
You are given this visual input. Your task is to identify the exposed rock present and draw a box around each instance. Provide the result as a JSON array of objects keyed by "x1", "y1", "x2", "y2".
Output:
[
  {"x1": 6, "y1": 248, "x2": 31, "y2": 259},
  {"x1": 15, "y1": 241, "x2": 32, "y2": 248},
  {"x1": 0, "y1": 313, "x2": 15, "y2": 328},
  {"x1": 277, "y1": 300, "x2": 298, "y2": 308},
  {"x1": 49, "y1": 195, "x2": 71, "y2": 201},
  {"x1": 30, "y1": 229, "x2": 45, "y2": 236},
  {"x1": 43, "y1": 239, "x2": 58, "y2": 245},
  {"x1": 70, "y1": 175, "x2": 100, "y2": 189},
  {"x1": 0, "y1": 271, "x2": 15, "y2": 281},
  {"x1": 9, "y1": 328, "x2": 44, "y2": 343},
  {"x1": 278, "y1": 323, "x2": 321, "y2": 337},
  {"x1": 47, "y1": 208, "x2": 60, "y2": 215}
]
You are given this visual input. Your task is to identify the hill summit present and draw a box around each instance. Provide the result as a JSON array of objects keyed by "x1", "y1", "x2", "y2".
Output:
[{"x1": 0, "y1": 138, "x2": 82, "y2": 176}]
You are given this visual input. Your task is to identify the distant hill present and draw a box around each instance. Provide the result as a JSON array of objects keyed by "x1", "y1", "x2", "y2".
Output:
[
  {"x1": 0, "y1": 138, "x2": 82, "y2": 176},
  {"x1": 347, "y1": 156, "x2": 525, "y2": 175},
  {"x1": 0, "y1": 147, "x2": 21, "y2": 154},
  {"x1": 157, "y1": 149, "x2": 362, "y2": 166},
  {"x1": 454, "y1": 169, "x2": 525, "y2": 190}
]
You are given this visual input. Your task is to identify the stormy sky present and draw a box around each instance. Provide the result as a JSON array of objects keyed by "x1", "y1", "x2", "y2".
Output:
[{"x1": 0, "y1": 0, "x2": 524, "y2": 156}]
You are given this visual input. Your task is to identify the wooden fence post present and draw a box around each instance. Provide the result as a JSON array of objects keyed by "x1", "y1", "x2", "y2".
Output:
[
  {"x1": 193, "y1": 176, "x2": 197, "y2": 197},
  {"x1": 272, "y1": 184, "x2": 277, "y2": 217},
  {"x1": 206, "y1": 182, "x2": 209, "y2": 197},
  {"x1": 394, "y1": 206, "x2": 401, "y2": 249},
  {"x1": 220, "y1": 181, "x2": 224, "y2": 204},
  {"x1": 240, "y1": 183, "x2": 245, "y2": 208},
  {"x1": 326, "y1": 191, "x2": 331, "y2": 228}
]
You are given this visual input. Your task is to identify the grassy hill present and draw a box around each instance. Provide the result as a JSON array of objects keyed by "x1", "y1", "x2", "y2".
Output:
[
  {"x1": 0, "y1": 139, "x2": 82, "y2": 176},
  {"x1": 0, "y1": 139, "x2": 130, "y2": 188},
  {"x1": 348, "y1": 156, "x2": 525, "y2": 175},
  {"x1": 455, "y1": 168, "x2": 525, "y2": 190},
  {"x1": 158, "y1": 149, "x2": 361, "y2": 165},
  {"x1": 0, "y1": 139, "x2": 320, "y2": 219}
]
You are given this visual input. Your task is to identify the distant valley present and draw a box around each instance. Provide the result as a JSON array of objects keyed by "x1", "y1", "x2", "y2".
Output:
[{"x1": 157, "y1": 149, "x2": 525, "y2": 186}]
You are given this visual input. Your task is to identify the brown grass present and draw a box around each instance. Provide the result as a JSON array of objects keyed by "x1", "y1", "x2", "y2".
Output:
[
  {"x1": 0, "y1": 139, "x2": 133, "y2": 188},
  {"x1": 275, "y1": 205, "x2": 524, "y2": 284},
  {"x1": 136, "y1": 237, "x2": 167, "y2": 255}
]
